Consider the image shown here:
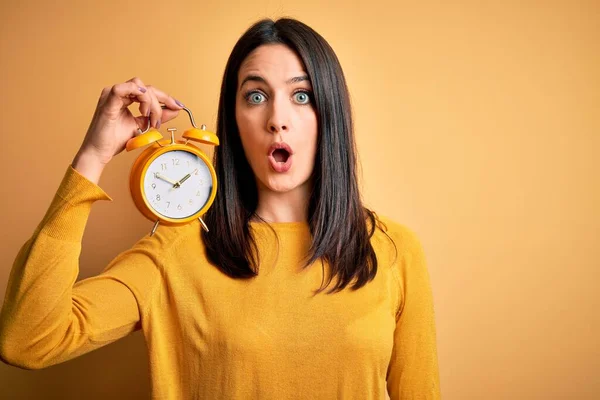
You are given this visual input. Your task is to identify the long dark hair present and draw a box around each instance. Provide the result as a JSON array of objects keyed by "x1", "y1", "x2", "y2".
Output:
[{"x1": 202, "y1": 17, "x2": 395, "y2": 294}]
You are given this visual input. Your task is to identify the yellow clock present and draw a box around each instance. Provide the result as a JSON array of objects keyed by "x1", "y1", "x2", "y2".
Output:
[{"x1": 125, "y1": 105, "x2": 219, "y2": 236}]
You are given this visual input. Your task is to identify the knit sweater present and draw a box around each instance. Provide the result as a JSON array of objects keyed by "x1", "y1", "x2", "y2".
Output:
[{"x1": 0, "y1": 165, "x2": 441, "y2": 399}]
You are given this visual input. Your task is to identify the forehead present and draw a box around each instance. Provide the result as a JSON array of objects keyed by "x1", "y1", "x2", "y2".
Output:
[{"x1": 238, "y1": 44, "x2": 307, "y2": 83}]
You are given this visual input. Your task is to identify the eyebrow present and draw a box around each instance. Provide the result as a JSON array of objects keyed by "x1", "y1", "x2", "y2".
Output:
[{"x1": 239, "y1": 74, "x2": 311, "y2": 89}]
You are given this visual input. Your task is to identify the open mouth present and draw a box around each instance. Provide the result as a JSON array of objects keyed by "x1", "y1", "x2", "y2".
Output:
[
  {"x1": 267, "y1": 142, "x2": 294, "y2": 173},
  {"x1": 272, "y1": 148, "x2": 290, "y2": 163}
]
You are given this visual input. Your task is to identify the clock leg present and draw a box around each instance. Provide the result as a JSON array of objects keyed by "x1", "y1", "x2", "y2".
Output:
[
  {"x1": 150, "y1": 220, "x2": 160, "y2": 236},
  {"x1": 198, "y1": 217, "x2": 209, "y2": 233}
]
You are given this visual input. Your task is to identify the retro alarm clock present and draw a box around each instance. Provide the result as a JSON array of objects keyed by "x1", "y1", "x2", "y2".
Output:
[{"x1": 125, "y1": 105, "x2": 219, "y2": 236}]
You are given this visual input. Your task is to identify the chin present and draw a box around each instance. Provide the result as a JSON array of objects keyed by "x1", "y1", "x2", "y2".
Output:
[
  {"x1": 263, "y1": 176, "x2": 300, "y2": 193},
  {"x1": 255, "y1": 169, "x2": 312, "y2": 193}
]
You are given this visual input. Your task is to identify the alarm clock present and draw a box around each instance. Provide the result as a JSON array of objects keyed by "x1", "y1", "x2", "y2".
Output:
[{"x1": 125, "y1": 105, "x2": 219, "y2": 236}]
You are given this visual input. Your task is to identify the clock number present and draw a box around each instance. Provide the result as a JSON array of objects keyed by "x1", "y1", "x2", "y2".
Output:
[
  {"x1": 188, "y1": 199, "x2": 193, "y2": 205},
  {"x1": 177, "y1": 204, "x2": 182, "y2": 211},
  {"x1": 194, "y1": 168, "x2": 199, "y2": 175},
  {"x1": 166, "y1": 201, "x2": 170, "y2": 208},
  {"x1": 156, "y1": 194, "x2": 161, "y2": 201},
  {"x1": 198, "y1": 179, "x2": 204, "y2": 185},
  {"x1": 161, "y1": 163, "x2": 167, "y2": 171},
  {"x1": 172, "y1": 159, "x2": 180, "y2": 166},
  {"x1": 196, "y1": 191, "x2": 202, "y2": 196},
  {"x1": 151, "y1": 183, "x2": 156, "y2": 189}
]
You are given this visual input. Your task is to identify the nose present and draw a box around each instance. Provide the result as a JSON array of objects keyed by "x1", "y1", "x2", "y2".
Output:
[
  {"x1": 269, "y1": 122, "x2": 287, "y2": 133},
  {"x1": 267, "y1": 96, "x2": 289, "y2": 133}
]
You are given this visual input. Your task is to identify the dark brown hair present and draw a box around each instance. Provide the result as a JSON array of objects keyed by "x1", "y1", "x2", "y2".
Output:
[{"x1": 201, "y1": 17, "x2": 395, "y2": 294}]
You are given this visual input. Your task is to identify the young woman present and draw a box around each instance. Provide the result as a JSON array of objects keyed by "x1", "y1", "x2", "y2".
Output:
[{"x1": 0, "y1": 18, "x2": 440, "y2": 399}]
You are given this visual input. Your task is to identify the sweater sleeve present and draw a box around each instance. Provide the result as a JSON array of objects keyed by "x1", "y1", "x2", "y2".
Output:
[
  {"x1": 385, "y1": 222, "x2": 441, "y2": 399},
  {"x1": 0, "y1": 165, "x2": 164, "y2": 370}
]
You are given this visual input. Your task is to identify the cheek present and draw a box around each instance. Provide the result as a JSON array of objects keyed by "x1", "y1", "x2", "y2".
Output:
[
  {"x1": 236, "y1": 107, "x2": 264, "y2": 163},
  {"x1": 303, "y1": 112, "x2": 319, "y2": 156},
  {"x1": 235, "y1": 102, "x2": 252, "y2": 135}
]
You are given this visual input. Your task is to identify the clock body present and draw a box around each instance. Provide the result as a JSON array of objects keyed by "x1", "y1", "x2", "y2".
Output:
[{"x1": 129, "y1": 138, "x2": 217, "y2": 226}]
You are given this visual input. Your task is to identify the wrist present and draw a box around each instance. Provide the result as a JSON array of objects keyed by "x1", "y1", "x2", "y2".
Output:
[{"x1": 72, "y1": 150, "x2": 108, "y2": 185}]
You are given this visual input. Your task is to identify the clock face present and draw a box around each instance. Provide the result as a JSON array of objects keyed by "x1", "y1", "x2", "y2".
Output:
[{"x1": 142, "y1": 150, "x2": 214, "y2": 220}]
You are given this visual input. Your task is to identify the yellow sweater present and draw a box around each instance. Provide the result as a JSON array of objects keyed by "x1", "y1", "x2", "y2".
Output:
[{"x1": 0, "y1": 165, "x2": 441, "y2": 399}]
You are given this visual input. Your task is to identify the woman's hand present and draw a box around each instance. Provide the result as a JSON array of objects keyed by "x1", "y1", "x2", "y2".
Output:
[{"x1": 72, "y1": 77, "x2": 185, "y2": 183}]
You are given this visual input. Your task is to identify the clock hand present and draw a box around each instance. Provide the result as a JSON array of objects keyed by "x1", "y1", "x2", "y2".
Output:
[
  {"x1": 173, "y1": 173, "x2": 192, "y2": 188},
  {"x1": 155, "y1": 173, "x2": 178, "y2": 186}
]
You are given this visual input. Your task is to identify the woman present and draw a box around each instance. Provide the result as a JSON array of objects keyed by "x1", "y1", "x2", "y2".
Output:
[{"x1": 0, "y1": 18, "x2": 440, "y2": 399}]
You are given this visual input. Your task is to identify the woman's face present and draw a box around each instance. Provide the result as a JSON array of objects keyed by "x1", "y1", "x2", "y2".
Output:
[{"x1": 235, "y1": 44, "x2": 318, "y2": 194}]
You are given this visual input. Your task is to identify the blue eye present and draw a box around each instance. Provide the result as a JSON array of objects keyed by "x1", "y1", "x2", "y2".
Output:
[
  {"x1": 246, "y1": 91, "x2": 266, "y2": 104},
  {"x1": 294, "y1": 91, "x2": 311, "y2": 104}
]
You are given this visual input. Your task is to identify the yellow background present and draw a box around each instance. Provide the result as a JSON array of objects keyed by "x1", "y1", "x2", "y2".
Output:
[{"x1": 0, "y1": 0, "x2": 598, "y2": 398}]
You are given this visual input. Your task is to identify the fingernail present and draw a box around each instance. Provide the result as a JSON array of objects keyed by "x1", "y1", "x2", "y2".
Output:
[
  {"x1": 139, "y1": 87, "x2": 147, "y2": 93},
  {"x1": 146, "y1": 108, "x2": 151, "y2": 117},
  {"x1": 175, "y1": 99, "x2": 185, "y2": 107}
]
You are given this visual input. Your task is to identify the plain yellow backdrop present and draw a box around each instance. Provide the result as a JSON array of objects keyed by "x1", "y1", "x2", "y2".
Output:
[{"x1": 0, "y1": 0, "x2": 598, "y2": 399}]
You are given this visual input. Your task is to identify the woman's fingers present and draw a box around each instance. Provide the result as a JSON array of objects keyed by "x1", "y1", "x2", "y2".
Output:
[
  {"x1": 144, "y1": 85, "x2": 185, "y2": 126},
  {"x1": 80, "y1": 76, "x2": 188, "y2": 166},
  {"x1": 133, "y1": 108, "x2": 185, "y2": 132},
  {"x1": 107, "y1": 77, "x2": 186, "y2": 129},
  {"x1": 126, "y1": 77, "x2": 162, "y2": 128},
  {"x1": 158, "y1": 107, "x2": 183, "y2": 124},
  {"x1": 104, "y1": 81, "x2": 149, "y2": 119},
  {"x1": 148, "y1": 85, "x2": 185, "y2": 111}
]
